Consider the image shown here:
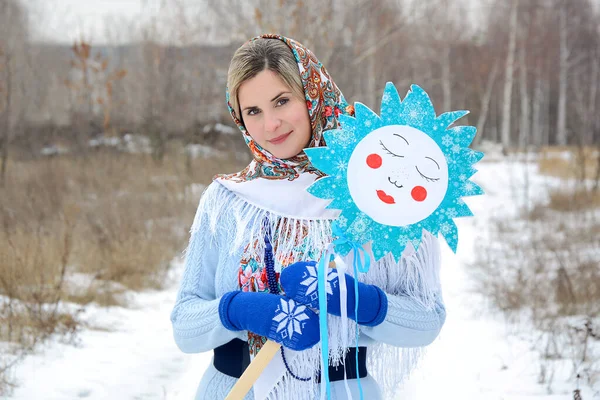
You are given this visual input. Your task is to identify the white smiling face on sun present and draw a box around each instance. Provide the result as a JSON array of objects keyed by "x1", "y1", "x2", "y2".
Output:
[{"x1": 346, "y1": 125, "x2": 449, "y2": 227}]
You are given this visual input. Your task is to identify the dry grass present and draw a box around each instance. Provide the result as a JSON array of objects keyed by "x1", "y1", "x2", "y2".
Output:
[
  {"x1": 538, "y1": 146, "x2": 600, "y2": 181},
  {"x1": 476, "y1": 214, "x2": 600, "y2": 317},
  {"x1": 546, "y1": 189, "x2": 600, "y2": 212},
  {"x1": 471, "y1": 195, "x2": 600, "y2": 390},
  {"x1": 0, "y1": 142, "x2": 246, "y2": 395},
  {"x1": 2, "y1": 144, "x2": 243, "y2": 296}
]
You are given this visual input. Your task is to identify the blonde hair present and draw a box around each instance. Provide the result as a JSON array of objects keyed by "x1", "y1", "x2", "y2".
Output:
[{"x1": 227, "y1": 38, "x2": 304, "y2": 119}]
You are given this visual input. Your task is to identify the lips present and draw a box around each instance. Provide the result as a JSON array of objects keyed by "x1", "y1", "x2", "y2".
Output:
[
  {"x1": 377, "y1": 190, "x2": 395, "y2": 204},
  {"x1": 268, "y1": 131, "x2": 292, "y2": 145}
]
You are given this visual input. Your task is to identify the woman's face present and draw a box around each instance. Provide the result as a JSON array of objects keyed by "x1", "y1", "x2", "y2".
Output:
[{"x1": 238, "y1": 69, "x2": 311, "y2": 160}]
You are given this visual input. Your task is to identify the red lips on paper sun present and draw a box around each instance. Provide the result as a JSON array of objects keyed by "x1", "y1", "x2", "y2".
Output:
[{"x1": 376, "y1": 190, "x2": 395, "y2": 204}]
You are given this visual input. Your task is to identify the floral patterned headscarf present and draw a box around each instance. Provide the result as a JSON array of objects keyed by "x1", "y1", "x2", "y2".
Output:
[{"x1": 216, "y1": 34, "x2": 354, "y2": 182}]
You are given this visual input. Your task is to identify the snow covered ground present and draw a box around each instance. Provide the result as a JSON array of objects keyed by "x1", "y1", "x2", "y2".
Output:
[
  {"x1": 7, "y1": 161, "x2": 598, "y2": 400},
  {"x1": 396, "y1": 161, "x2": 597, "y2": 400}
]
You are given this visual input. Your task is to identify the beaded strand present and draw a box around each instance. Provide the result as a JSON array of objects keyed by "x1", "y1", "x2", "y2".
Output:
[{"x1": 263, "y1": 223, "x2": 312, "y2": 382}]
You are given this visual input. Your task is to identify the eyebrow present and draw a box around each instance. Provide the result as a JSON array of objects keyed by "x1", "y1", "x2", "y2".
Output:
[
  {"x1": 241, "y1": 91, "x2": 291, "y2": 112},
  {"x1": 426, "y1": 156, "x2": 440, "y2": 169},
  {"x1": 271, "y1": 91, "x2": 291, "y2": 102},
  {"x1": 393, "y1": 134, "x2": 409, "y2": 145}
]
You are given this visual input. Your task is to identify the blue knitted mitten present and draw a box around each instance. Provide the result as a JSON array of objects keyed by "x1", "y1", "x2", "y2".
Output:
[
  {"x1": 219, "y1": 291, "x2": 320, "y2": 351},
  {"x1": 280, "y1": 261, "x2": 388, "y2": 327}
]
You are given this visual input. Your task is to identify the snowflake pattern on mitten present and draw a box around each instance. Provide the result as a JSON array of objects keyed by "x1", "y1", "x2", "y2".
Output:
[{"x1": 298, "y1": 264, "x2": 338, "y2": 308}]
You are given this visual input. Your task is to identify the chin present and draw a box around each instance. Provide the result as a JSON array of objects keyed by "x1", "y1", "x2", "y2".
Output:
[
  {"x1": 271, "y1": 147, "x2": 304, "y2": 160},
  {"x1": 274, "y1": 151, "x2": 300, "y2": 159}
]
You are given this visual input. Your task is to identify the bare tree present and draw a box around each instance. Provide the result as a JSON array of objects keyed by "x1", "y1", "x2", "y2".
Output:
[
  {"x1": 556, "y1": 0, "x2": 569, "y2": 146},
  {"x1": 348, "y1": 0, "x2": 407, "y2": 109},
  {"x1": 527, "y1": 2, "x2": 555, "y2": 148},
  {"x1": 501, "y1": 0, "x2": 518, "y2": 150},
  {"x1": 0, "y1": 0, "x2": 28, "y2": 185},
  {"x1": 475, "y1": 61, "x2": 499, "y2": 145},
  {"x1": 518, "y1": 11, "x2": 530, "y2": 149},
  {"x1": 531, "y1": 69, "x2": 548, "y2": 147},
  {"x1": 0, "y1": 46, "x2": 12, "y2": 185},
  {"x1": 65, "y1": 40, "x2": 127, "y2": 138},
  {"x1": 427, "y1": 0, "x2": 466, "y2": 112},
  {"x1": 0, "y1": 0, "x2": 597, "y2": 157},
  {"x1": 137, "y1": 1, "x2": 189, "y2": 162}
]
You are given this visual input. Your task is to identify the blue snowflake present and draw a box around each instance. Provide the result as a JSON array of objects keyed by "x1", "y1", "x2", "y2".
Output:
[
  {"x1": 466, "y1": 181, "x2": 482, "y2": 196},
  {"x1": 335, "y1": 159, "x2": 348, "y2": 171},
  {"x1": 440, "y1": 222, "x2": 452, "y2": 234},
  {"x1": 442, "y1": 135, "x2": 453, "y2": 146}
]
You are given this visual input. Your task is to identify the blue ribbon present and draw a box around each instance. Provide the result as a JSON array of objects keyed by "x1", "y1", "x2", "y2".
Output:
[
  {"x1": 318, "y1": 222, "x2": 371, "y2": 399},
  {"x1": 317, "y1": 249, "x2": 331, "y2": 400},
  {"x1": 331, "y1": 224, "x2": 371, "y2": 275}
]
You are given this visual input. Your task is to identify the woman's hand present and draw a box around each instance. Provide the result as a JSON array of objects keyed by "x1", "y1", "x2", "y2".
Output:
[
  {"x1": 219, "y1": 291, "x2": 320, "y2": 351},
  {"x1": 280, "y1": 261, "x2": 388, "y2": 327}
]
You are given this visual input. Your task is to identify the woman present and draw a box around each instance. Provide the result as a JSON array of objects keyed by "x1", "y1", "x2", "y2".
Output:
[{"x1": 170, "y1": 34, "x2": 446, "y2": 400}]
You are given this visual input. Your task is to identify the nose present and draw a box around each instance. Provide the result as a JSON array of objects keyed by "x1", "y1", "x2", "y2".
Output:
[
  {"x1": 264, "y1": 111, "x2": 282, "y2": 133},
  {"x1": 390, "y1": 166, "x2": 410, "y2": 181}
]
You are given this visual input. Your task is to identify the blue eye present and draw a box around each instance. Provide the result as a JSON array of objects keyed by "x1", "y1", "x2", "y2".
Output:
[
  {"x1": 276, "y1": 98, "x2": 289, "y2": 106},
  {"x1": 246, "y1": 108, "x2": 260, "y2": 116}
]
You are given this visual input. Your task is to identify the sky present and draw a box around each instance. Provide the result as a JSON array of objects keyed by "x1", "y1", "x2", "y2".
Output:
[
  {"x1": 22, "y1": 0, "x2": 210, "y2": 45},
  {"x1": 20, "y1": 0, "x2": 600, "y2": 46},
  {"x1": 21, "y1": 0, "x2": 490, "y2": 46},
  {"x1": 24, "y1": 0, "x2": 147, "y2": 44}
]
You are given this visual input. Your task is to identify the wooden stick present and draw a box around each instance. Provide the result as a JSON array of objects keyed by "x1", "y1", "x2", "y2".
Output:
[
  {"x1": 225, "y1": 261, "x2": 337, "y2": 400},
  {"x1": 225, "y1": 340, "x2": 281, "y2": 400}
]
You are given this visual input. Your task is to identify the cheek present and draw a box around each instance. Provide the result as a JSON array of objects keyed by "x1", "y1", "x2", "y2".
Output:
[
  {"x1": 411, "y1": 186, "x2": 427, "y2": 202},
  {"x1": 245, "y1": 120, "x2": 265, "y2": 143},
  {"x1": 292, "y1": 107, "x2": 312, "y2": 144},
  {"x1": 366, "y1": 153, "x2": 382, "y2": 169}
]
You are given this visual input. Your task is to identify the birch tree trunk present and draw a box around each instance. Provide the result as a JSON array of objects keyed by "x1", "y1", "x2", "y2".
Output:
[
  {"x1": 543, "y1": 79, "x2": 551, "y2": 146},
  {"x1": 531, "y1": 71, "x2": 544, "y2": 147},
  {"x1": 587, "y1": 52, "x2": 598, "y2": 146},
  {"x1": 589, "y1": 49, "x2": 599, "y2": 192},
  {"x1": 0, "y1": 52, "x2": 11, "y2": 186},
  {"x1": 366, "y1": 26, "x2": 378, "y2": 110},
  {"x1": 501, "y1": 0, "x2": 518, "y2": 149},
  {"x1": 0, "y1": 0, "x2": 18, "y2": 186},
  {"x1": 556, "y1": 1, "x2": 568, "y2": 146},
  {"x1": 518, "y1": 37, "x2": 530, "y2": 148},
  {"x1": 442, "y1": 47, "x2": 452, "y2": 112},
  {"x1": 475, "y1": 61, "x2": 498, "y2": 145}
]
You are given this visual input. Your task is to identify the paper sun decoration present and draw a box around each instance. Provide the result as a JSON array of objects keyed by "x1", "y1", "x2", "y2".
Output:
[{"x1": 305, "y1": 83, "x2": 484, "y2": 261}]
